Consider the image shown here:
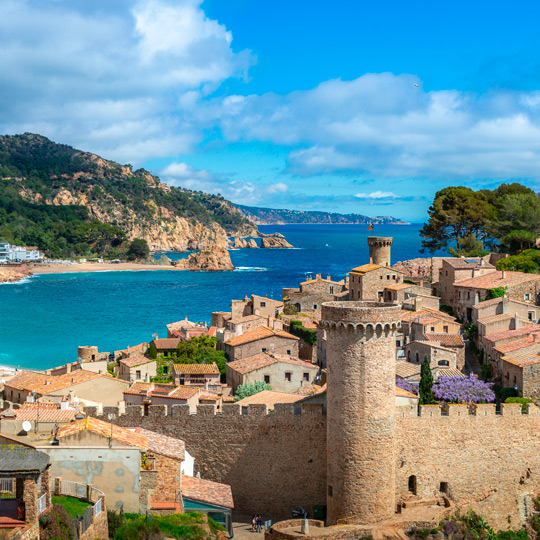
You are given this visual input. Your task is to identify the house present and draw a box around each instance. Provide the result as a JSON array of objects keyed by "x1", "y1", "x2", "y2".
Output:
[
  {"x1": 216, "y1": 315, "x2": 284, "y2": 349},
  {"x1": 400, "y1": 308, "x2": 461, "y2": 344},
  {"x1": 501, "y1": 349, "x2": 540, "y2": 399},
  {"x1": 282, "y1": 274, "x2": 347, "y2": 317},
  {"x1": 472, "y1": 296, "x2": 539, "y2": 326},
  {"x1": 0, "y1": 445, "x2": 52, "y2": 537},
  {"x1": 395, "y1": 361, "x2": 465, "y2": 383},
  {"x1": 3, "y1": 370, "x2": 129, "y2": 407},
  {"x1": 228, "y1": 294, "x2": 284, "y2": 320},
  {"x1": 226, "y1": 352, "x2": 319, "y2": 392},
  {"x1": 224, "y1": 327, "x2": 299, "y2": 362},
  {"x1": 453, "y1": 270, "x2": 540, "y2": 321},
  {"x1": 118, "y1": 354, "x2": 157, "y2": 383},
  {"x1": 173, "y1": 363, "x2": 220, "y2": 387},
  {"x1": 0, "y1": 401, "x2": 77, "y2": 435},
  {"x1": 433, "y1": 257, "x2": 495, "y2": 307},
  {"x1": 114, "y1": 342, "x2": 149, "y2": 360},
  {"x1": 123, "y1": 383, "x2": 202, "y2": 414},
  {"x1": 404, "y1": 340, "x2": 458, "y2": 370},
  {"x1": 348, "y1": 263, "x2": 405, "y2": 301},
  {"x1": 166, "y1": 318, "x2": 215, "y2": 340},
  {"x1": 149, "y1": 338, "x2": 181, "y2": 357}
]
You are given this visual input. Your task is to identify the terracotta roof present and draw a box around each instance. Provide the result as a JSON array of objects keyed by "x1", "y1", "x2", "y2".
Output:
[
  {"x1": 443, "y1": 257, "x2": 493, "y2": 269},
  {"x1": 5, "y1": 370, "x2": 122, "y2": 395},
  {"x1": 116, "y1": 342, "x2": 148, "y2": 356},
  {"x1": 227, "y1": 353, "x2": 317, "y2": 375},
  {"x1": 484, "y1": 325, "x2": 539, "y2": 343},
  {"x1": 478, "y1": 313, "x2": 515, "y2": 325},
  {"x1": 385, "y1": 283, "x2": 415, "y2": 291},
  {"x1": 395, "y1": 387, "x2": 419, "y2": 399},
  {"x1": 229, "y1": 314, "x2": 265, "y2": 324},
  {"x1": 0, "y1": 402, "x2": 76, "y2": 423},
  {"x1": 236, "y1": 390, "x2": 305, "y2": 409},
  {"x1": 181, "y1": 475, "x2": 234, "y2": 509},
  {"x1": 123, "y1": 382, "x2": 153, "y2": 395},
  {"x1": 152, "y1": 338, "x2": 181, "y2": 350},
  {"x1": 503, "y1": 349, "x2": 540, "y2": 367},
  {"x1": 495, "y1": 336, "x2": 540, "y2": 355},
  {"x1": 474, "y1": 297, "x2": 536, "y2": 310},
  {"x1": 400, "y1": 308, "x2": 456, "y2": 324},
  {"x1": 119, "y1": 354, "x2": 155, "y2": 368},
  {"x1": 199, "y1": 394, "x2": 219, "y2": 402},
  {"x1": 168, "y1": 386, "x2": 201, "y2": 400},
  {"x1": 424, "y1": 334, "x2": 464, "y2": 347},
  {"x1": 436, "y1": 368, "x2": 466, "y2": 378},
  {"x1": 124, "y1": 383, "x2": 200, "y2": 400},
  {"x1": 225, "y1": 326, "x2": 299, "y2": 347},
  {"x1": 173, "y1": 363, "x2": 220, "y2": 375},
  {"x1": 410, "y1": 340, "x2": 456, "y2": 353},
  {"x1": 454, "y1": 270, "x2": 540, "y2": 289},
  {"x1": 396, "y1": 362, "x2": 422, "y2": 379},
  {"x1": 56, "y1": 417, "x2": 185, "y2": 461},
  {"x1": 350, "y1": 263, "x2": 381, "y2": 274}
]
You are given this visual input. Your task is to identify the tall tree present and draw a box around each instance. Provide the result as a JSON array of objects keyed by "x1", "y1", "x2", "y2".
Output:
[
  {"x1": 420, "y1": 186, "x2": 494, "y2": 254},
  {"x1": 419, "y1": 356, "x2": 435, "y2": 405}
]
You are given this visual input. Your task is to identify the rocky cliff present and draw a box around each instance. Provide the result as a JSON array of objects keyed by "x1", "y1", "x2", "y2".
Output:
[
  {"x1": 174, "y1": 246, "x2": 234, "y2": 271},
  {"x1": 261, "y1": 237, "x2": 294, "y2": 248},
  {"x1": 0, "y1": 266, "x2": 33, "y2": 283},
  {"x1": 392, "y1": 258, "x2": 432, "y2": 278},
  {"x1": 0, "y1": 133, "x2": 258, "y2": 256}
]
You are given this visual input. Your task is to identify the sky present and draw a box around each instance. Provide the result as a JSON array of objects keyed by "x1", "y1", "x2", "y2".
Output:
[{"x1": 2, "y1": 1, "x2": 540, "y2": 221}]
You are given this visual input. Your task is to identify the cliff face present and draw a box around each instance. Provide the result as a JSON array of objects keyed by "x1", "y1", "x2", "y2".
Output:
[
  {"x1": 261, "y1": 237, "x2": 294, "y2": 248},
  {"x1": 0, "y1": 133, "x2": 257, "y2": 254}
]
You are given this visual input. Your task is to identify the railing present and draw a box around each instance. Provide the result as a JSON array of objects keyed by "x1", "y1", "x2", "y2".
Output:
[
  {"x1": 37, "y1": 493, "x2": 47, "y2": 515},
  {"x1": 60, "y1": 480, "x2": 87, "y2": 499},
  {"x1": 93, "y1": 497, "x2": 103, "y2": 518},
  {"x1": 0, "y1": 478, "x2": 14, "y2": 493}
]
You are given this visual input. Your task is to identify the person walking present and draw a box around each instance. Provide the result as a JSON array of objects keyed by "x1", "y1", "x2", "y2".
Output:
[
  {"x1": 256, "y1": 515, "x2": 262, "y2": 533},
  {"x1": 251, "y1": 515, "x2": 257, "y2": 532}
]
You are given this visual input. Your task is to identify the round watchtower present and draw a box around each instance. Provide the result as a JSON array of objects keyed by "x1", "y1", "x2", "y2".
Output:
[
  {"x1": 321, "y1": 301, "x2": 401, "y2": 525},
  {"x1": 368, "y1": 236, "x2": 393, "y2": 267}
]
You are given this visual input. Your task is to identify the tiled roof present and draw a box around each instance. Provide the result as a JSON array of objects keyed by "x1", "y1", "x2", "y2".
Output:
[
  {"x1": 227, "y1": 353, "x2": 317, "y2": 375},
  {"x1": 474, "y1": 297, "x2": 535, "y2": 309},
  {"x1": 225, "y1": 327, "x2": 299, "y2": 347},
  {"x1": 350, "y1": 263, "x2": 381, "y2": 274},
  {"x1": 396, "y1": 362, "x2": 422, "y2": 379},
  {"x1": 119, "y1": 354, "x2": 155, "y2": 368},
  {"x1": 436, "y1": 368, "x2": 466, "y2": 378},
  {"x1": 199, "y1": 394, "x2": 219, "y2": 402},
  {"x1": 236, "y1": 390, "x2": 305, "y2": 409},
  {"x1": 395, "y1": 387, "x2": 419, "y2": 398},
  {"x1": 168, "y1": 386, "x2": 201, "y2": 400},
  {"x1": 132, "y1": 427, "x2": 185, "y2": 461},
  {"x1": 400, "y1": 308, "x2": 456, "y2": 324},
  {"x1": 443, "y1": 257, "x2": 493, "y2": 269},
  {"x1": 495, "y1": 336, "x2": 540, "y2": 355},
  {"x1": 181, "y1": 475, "x2": 234, "y2": 509},
  {"x1": 484, "y1": 325, "x2": 539, "y2": 343},
  {"x1": 411, "y1": 340, "x2": 456, "y2": 353},
  {"x1": 0, "y1": 402, "x2": 76, "y2": 423},
  {"x1": 385, "y1": 283, "x2": 415, "y2": 291},
  {"x1": 173, "y1": 363, "x2": 220, "y2": 375},
  {"x1": 454, "y1": 270, "x2": 540, "y2": 289},
  {"x1": 424, "y1": 334, "x2": 464, "y2": 347},
  {"x1": 503, "y1": 348, "x2": 540, "y2": 367},
  {"x1": 124, "y1": 383, "x2": 200, "y2": 400},
  {"x1": 152, "y1": 338, "x2": 181, "y2": 350},
  {"x1": 0, "y1": 445, "x2": 50, "y2": 473},
  {"x1": 116, "y1": 342, "x2": 148, "y2": 356},
  {"x1": 5, "y1": 370, "x2": 116, "y2": 395},
  {"x1": 229, "y1": 314, "x2": 265, "y2": 324},
  {"x1": 123, "y1": 382, "x2": 153, "y2": 395},
  {"x1": 478, "y1": 313, "x2": 515, "y2": 325}
]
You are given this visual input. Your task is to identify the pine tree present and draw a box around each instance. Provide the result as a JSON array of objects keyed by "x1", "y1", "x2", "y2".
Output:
[{"x1": 419, "y1": 355, "x2": 435, "y2": 405}]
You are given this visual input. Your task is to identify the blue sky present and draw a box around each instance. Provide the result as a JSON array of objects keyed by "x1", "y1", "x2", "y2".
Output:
[{"x1": 2, "y1": 1, "x2": 540, "y2": 221}]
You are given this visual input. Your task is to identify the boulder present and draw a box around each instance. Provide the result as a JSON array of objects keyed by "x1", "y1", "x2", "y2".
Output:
[
  {"x1": 246, "y1": 239, "x2": 258, "y2": 248},
  {"x1": 156, "y1": 254, "x2": 172, "y2": 266},
  {"x1": 233, "y1": 237, "x2": 248, "y2": 248},
  {"x1": 174, "y1": 245, "x2": 234, "y2": 271},
  {"x1": 261, "y1": 236, "x2": 294, "y2": 249}
]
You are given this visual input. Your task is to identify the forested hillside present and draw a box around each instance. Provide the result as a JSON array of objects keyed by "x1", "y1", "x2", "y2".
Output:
[{"x1": 0, "y1": 134, "x2": 257, "y2": 258}]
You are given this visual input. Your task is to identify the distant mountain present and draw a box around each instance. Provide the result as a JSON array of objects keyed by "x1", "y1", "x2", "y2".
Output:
[
  {"x1": 236, "y1": 204, "x2": 409, "y2": 226},
  {"x1": 0, "y1": 133, "x2": 257, "y2": 258}
]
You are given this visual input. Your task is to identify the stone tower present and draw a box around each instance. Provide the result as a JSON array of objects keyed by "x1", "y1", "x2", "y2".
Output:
[
  {"x1": 321, "y1": 301, "x2": 401, "y2": 525},
  {"x1": 368, "y1": 236, "x2": 393, "y2": 267}
]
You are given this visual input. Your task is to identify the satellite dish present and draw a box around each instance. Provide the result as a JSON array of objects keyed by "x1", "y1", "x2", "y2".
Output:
[{"x1": 22, "y1": 421, "x2": 32, "y2": 433}]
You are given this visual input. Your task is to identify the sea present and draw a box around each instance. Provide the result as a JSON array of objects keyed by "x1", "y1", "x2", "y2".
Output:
[{"x1": 0, "y1": 224, "x2": 445, "y2": 371}]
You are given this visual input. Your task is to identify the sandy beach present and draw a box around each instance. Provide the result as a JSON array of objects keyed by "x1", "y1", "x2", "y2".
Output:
[{"x1": 30, "y1": 262, "x2": 184, "y2": 274}]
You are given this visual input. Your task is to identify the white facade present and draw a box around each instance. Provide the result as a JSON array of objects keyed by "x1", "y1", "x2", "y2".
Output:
[{"x1": 0, "y1": 243, "x2": 42, "y2": 262}]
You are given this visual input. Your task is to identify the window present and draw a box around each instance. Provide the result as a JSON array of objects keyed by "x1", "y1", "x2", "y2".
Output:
[
  {"x1": 415, "y1": 352, "x2": 419, "y2": 363},
  {"x1": 303, "y1": 373, "x2": 310, "y2": 381},
  {"x1": 264, "y1": 375, "x2": 270, "y2": 384},
  {"x1": 529, "y1": 311, "x2": 536, "y2": 321},
  {"x1": 467, "y1": 291, "x2": 470, "y2": 299},
  {"x1": 438, "y1": 360, "x2": 449, "y2": 366},
  {"x1": 396, "y1": 340, "x2": 401, "y2": 347},
  {"x1": 443, "y1": 326, "x2": 448, "y2": 333},
  {"x1": 351, "y1": 275, "x2": 354, "y2": 283},
  {"x1": 430, "y1": 327, "x2": 435, "y2": 332},
  {"x1": 408, "y1": 350, "x2": 411, "y2": 362},
  {"x1": 285, "y1": 372, "x2": 292, "y2": 382},
  {"x1": 380, "y1": 275, "x2": 383, "y2": 279},
  {"x1": 328, "y1": 485, "x2": 333, "y2": 497},
  {"x1": 313, "y1": 304, "x2": 318, "y2": 310},
  {"x1": 329, "y1": 286, "x2": 334, "y2": 294},
  {"x1": 136, "y1": 370, "x2": 141, "y2": 379},
  {"x1": 260, "y1": 301, "x2": 266, "y2": 307},
  {"x1": 445, "y1": 271, "x2": 448, "y2": 276},
  {"x1": 458, "y1": 292, "x2": 461, "y2": 298},
  {"x1": 392, "y1": 275, "x2": 396, "y2": 280},
  {"x1": 163, "y1": 366, "x2": 168, "y2": 374},
  {"x1": 286, "y1": 349, "x2": 291, "y2": 355},
  {"x1": 514, "y1": 375, "x2": 517, "y2": 384},
  {"x1": 408, "y1": 475, "x2": 417, "y2": 494},
  {"x1": 525, "y1": 293, "x2": 531, "y2": 301},
  {"x1": 262, "y1": 348, "x2": 267, "y2": 353},
  {"x1": 387, "y1": 275, "x2": 390, "y2": 280}
]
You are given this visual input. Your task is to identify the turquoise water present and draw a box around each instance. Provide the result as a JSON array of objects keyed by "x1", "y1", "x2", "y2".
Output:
[{"x1": 0, "y1": 224, "x2": 442, "y2": 370}]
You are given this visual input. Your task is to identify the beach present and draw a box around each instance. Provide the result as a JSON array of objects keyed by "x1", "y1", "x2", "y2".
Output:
[{"x1": 31, "y1": 261, "x2": 186, "y2": 275}]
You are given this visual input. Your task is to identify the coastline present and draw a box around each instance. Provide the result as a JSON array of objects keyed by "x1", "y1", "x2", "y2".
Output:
[{"x1": 31, "y1": 262, "x2": 188, "y2": 275}]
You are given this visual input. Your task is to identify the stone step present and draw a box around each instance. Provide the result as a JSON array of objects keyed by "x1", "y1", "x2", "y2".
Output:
[{"x1": 402, "y1": 497, "x2": 441, "y2": 509}]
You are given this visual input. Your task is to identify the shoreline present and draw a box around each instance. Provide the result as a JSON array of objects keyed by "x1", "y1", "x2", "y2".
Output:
[{"x1": 31, "y1": 262, "x2": 189, "y2": 275}]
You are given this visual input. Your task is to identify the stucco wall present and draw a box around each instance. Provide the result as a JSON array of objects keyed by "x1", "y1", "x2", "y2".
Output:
[{"x1": 225, "y1": 336, "x2": 299, "y2": 362}]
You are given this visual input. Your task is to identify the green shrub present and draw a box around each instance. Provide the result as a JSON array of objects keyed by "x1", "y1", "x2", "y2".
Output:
[
  {"x1": 40, "y1": 504, "x2": 76, "y2": 540},
  {"x1": 505, "y1": 396, "x2": 533, "y2": 412},
  {"x1": 289, "y1": 320, "x2": 317, "y2": 345}
]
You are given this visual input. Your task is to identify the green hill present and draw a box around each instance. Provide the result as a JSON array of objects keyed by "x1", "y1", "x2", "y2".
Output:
[{"x1": 0, "y1": 133, "x2": 257, "y2": 258}]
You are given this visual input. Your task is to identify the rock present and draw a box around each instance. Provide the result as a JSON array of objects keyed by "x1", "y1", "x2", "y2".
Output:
[
  {"x1": 261, "y1": 236, "x2": 294, "y2": 248},
  {"x1": 156, "y1": 254, "x2": 172, "y2": 266},
  {"x1": 392, "y1": 258, "x2": 432, "y2": 278},
  {"x1": 233, "y1": 237, "x2": 248, "y2": 249},
  {"x1": 187, "y1": 239, "x2": 199, "y2": 251},
  {"x1": 0, "y1": 265, "x2": 33, "y2": 283},
  {"x1": 246, "y1": 239, "x2": 258, "y2": 248},
  {"x1": 258, "y1": 232, "x2": 285, "y2": 238},
  {"x1": 174, "y1": 246, "x2": 234, "y2": 271}
]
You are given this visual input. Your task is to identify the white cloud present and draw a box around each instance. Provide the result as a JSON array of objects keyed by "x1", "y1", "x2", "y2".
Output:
[
  {"x1": 266, "y1": 182, "x2": 289, "y2": 193},
  {"x1": 214, "y1": 73, "x2": 540, "y2": 179},
  {"x1": 354, "y1": 191, "x2": 400, "y2": 199},
  {"x1": 0, "y1": 0, "x2": 254, "y2": 163}
]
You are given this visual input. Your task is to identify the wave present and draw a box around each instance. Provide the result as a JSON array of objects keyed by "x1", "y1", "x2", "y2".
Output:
[
  {"x1": 0, "y1": 277, "x2": 34, "y2": 286},
  {"x1": 234, "y1": 266, "x2": 267, "y2": 272}
]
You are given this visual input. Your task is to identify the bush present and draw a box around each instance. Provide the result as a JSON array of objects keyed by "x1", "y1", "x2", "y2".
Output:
[
  {"x1": 433, "y1": 373, "x2": 495, "y2": 403},
  {"x1": 114, "y1": 517, "x2": 165, "y2": 540},
  {"x1": 108, "y1": 510, "x2": 125, "y2": 539},
  {"x1": 127, "y1": 238, "x2": 150, "y2": 260},
  {"x1": 396, "y1": 378, "x2": 419, "y2": 395},
  {"x1": 235, "y1": 381, "x2": 271, "y2": 401},
  {"x1": 505, "y1": 396, "x2": 533, "y2": 412},
  {"x1": 289, "y1": 320, "x2": 317, "y2": 345},
  {"x1": 485, "y1": 287, "x2": 508, "y2": 300},
  {"x1": 40, "y1": 504, "x2": 76, "y2": 540}
]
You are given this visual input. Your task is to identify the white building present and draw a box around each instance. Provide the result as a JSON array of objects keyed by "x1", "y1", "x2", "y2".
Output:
[{"x1": 0, "y1": 243, "x2": 42, "y2": 263}]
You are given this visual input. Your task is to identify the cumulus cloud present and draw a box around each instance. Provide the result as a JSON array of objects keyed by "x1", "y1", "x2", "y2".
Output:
[
  {"x1": 0, "y1": 0, "x2": 254, "y2": 163},
  {"x1": 266, "y1": 182, "x2": 289, "y2": 194},
  {"x1": 215, "y1": 73, "x2": 540, "y2": 179}
]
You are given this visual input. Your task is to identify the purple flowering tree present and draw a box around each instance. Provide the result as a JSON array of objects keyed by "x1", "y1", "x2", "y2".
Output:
[
  {"x1": 396, "y1": 378, "x2": 419, "y2": 395},
  {"x1": 432, "y1": 373, "x2": 495, "y2": 403}
]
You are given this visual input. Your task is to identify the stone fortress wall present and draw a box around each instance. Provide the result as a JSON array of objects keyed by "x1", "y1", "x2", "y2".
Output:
[{"x1": 87, "y1": 400, "x2": 540, "y2": 528}]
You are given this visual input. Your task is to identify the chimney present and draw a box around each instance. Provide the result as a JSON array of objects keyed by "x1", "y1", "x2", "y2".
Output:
[
  {"x1": 502, "y1": 270, "x2": 506, "y2": 279},
  {"x1": 415, "y1": 297, "x2": 422, "y2": 312},
  {"x1": 60, "y1": 397, "x2": 68, "y2": 410},
  {"x1": 480, "y1": 258, "x2": 485, "y2": 267},
  {"x1": 472, "y1": 268, "x2": 479, "y2": 278},
  {"x1": 327, "y1": 275, "x2": 331, "y2": 280},
  {"x1": 502, "y1": 295, "x2": 508, "y2": 314},
  {"x1": 514, "y1": 313, "x2": 519, "y2": 330}
]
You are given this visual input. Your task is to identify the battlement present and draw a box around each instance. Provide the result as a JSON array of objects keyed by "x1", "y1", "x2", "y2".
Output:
[
  {"x1": 367, "y1": 236, "x2": 393, "y2": 247},
  {"x1": 396, "y1": 402, "x2": 540, "y2": 418},
  {"x1": 321, "y1": 301, "x2": 401, "y2": 330},
  {"x1": 84, "y1": 402, "x2": 326, "y2": 419}
]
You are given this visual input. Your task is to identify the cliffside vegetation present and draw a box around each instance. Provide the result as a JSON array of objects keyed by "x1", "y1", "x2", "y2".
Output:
[
  {"x1": 236, "y1": 204, "x2": 408, "y2": 225},
  {"x1": 421, "y1": 183, "x2": 540, "y2": 256},
  {"x1": 0, "y1": 133, "x2": 256, "y2": 258}
]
